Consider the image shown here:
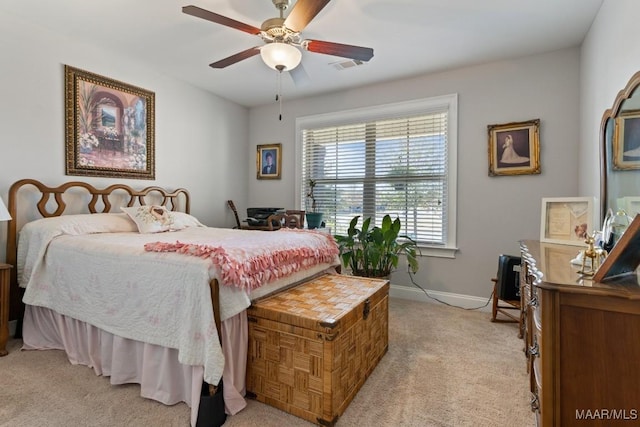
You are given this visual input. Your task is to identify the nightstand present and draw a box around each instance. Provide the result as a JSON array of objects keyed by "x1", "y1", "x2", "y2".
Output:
[{"x1": 0, "y1": 263, "x2": 11, "y2": 356}]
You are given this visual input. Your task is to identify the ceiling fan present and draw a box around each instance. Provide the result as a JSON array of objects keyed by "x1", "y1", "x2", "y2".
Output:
[{"x1": 182, "y1": 0, "x2": 374, "y2": 80}]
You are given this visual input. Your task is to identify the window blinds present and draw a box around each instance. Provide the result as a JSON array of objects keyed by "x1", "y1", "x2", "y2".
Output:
[{"x1": 301, "y1": 111, "x2": 448, "y2": 244}]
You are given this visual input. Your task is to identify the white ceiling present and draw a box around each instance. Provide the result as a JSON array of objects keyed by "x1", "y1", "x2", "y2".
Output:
[{"x1": 1, "y1": 0, "x2": 603, "y2": 107}]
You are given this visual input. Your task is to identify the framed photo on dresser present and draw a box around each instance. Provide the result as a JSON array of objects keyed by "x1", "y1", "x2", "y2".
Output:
[
  {"x1": 540, "y1": 197, "x2": 597, "y2": 246},
  {"x1": 593, "y1": 213, "x2": 640, "y2": 282}
]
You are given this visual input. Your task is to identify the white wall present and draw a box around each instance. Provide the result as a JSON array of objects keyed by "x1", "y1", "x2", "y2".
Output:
[
  {"x1": 0, "y1": 12, "x2": 249, "y2": 262},
  {"x1": 0, "y1": 6, "x2": 596, "y2": 303},
  {"x1": 579, "y1": 0, "x2": 640, "y2": 210},
  {"x1": 249, "y1": 48, "x2": 582, "y2": 299}
]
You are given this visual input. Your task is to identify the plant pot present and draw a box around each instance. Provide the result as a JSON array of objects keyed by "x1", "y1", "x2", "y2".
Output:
[
  {"x1": 306, "y1": 212, "x2": 324, "y2": 229},
  {"x1": 352, "y1": 269, "x2": 391, "y2": 279}
]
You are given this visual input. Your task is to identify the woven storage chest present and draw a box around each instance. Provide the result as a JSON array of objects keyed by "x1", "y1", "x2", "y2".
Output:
[{"x1": 246, "y1": 274, "x2": 389, "y2": 426}]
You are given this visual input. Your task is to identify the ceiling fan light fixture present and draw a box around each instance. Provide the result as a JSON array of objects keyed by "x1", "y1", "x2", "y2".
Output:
[{"x1": 260, "y1": 42, "x2": 302, "y2": 71}]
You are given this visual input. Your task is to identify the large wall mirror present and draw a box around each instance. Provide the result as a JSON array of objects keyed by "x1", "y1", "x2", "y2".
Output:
[{"x1": 600, "y1": 71, "x2": 640, "y2": 227}]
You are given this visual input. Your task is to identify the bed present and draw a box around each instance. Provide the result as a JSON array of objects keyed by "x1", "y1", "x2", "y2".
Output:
[{"x1": 5, "y1": 179, "x2": 340, "y2": 426}]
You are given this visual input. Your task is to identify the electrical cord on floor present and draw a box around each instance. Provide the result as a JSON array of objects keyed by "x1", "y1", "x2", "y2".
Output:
[{"x1": 406, "y1": 265, "x2": 494, "y2": 311}]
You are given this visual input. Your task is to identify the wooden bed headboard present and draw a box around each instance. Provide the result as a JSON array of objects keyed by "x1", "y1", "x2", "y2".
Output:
[{"x1": 5, "y1": 178, "x2": 190, "y2": 321}]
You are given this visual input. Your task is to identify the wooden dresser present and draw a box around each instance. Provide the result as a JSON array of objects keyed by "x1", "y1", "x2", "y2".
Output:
[{"x1": 520, "y1": 240, "x2": 640, "y2": 426}]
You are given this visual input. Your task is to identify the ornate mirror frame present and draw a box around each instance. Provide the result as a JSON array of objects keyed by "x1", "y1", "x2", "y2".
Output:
[{"x1": 600, "y1": 70, "x2": 640, "y2": 222}]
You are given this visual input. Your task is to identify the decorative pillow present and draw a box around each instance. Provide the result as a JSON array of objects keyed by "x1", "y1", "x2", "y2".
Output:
[
  {"x1": 171, "y1": 211, "x2": 205, "y2": 229},
  {"x1": 120, "y1": 206, "x2": 204, "y2": 233},
  {"x1": 121, "y1": 205, "x2": 174, "y2": 233},
  {"x1": 20, "y1": 213, "x2": 139, "y2": 236}
]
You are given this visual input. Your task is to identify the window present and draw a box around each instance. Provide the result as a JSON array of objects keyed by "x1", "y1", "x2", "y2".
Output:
[{"x1": 296, "y1": 94, "x2": 458, "y2": 257}]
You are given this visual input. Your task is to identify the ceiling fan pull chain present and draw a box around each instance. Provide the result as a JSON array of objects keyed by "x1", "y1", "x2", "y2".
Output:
[{"x1": 275, "y1": 66, "x2": 284, "y2": 121}]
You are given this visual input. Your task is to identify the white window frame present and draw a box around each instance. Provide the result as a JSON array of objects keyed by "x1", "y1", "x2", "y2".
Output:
[{"x1": 295, "y1": 94, "x2": 458, "y2": 258}]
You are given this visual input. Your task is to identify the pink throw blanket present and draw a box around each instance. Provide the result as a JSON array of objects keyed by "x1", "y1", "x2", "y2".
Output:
[{"x1": 145, "y1": 228, "x2": 339, "y2": 290}]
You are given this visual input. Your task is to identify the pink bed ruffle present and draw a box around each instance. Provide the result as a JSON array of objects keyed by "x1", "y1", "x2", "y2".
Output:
[
  {"x1": 145, "y1": 228, "x2": 339, "y2": 290},
  {"x1": 22, "y1": 305, "x2": 248, "y2": 427}
]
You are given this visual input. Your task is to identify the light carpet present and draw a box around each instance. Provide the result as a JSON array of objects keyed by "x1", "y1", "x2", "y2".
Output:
[{"x1": 0, "y1": 297, "x2": 534, "y2": 426}]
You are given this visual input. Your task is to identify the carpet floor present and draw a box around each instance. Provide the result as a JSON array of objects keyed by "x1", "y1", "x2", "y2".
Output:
[{"x1": 0, "y1": 297, "x2": 534, "y2": 426}]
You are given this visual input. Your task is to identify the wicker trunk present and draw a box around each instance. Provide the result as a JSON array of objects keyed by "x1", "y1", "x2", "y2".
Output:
[{"x1": 246, "y1": 274, "x2": 389, "y2": 426}]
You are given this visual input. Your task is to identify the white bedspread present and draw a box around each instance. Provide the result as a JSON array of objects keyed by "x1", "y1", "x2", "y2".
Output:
[{"x1": 18, "y1": 226, "x2": 339, "y2": 385}]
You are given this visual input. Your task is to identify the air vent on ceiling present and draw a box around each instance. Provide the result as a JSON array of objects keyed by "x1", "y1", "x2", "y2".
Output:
[{"x1": 331, "y1": 59, "x2": 365, "y2": 70}]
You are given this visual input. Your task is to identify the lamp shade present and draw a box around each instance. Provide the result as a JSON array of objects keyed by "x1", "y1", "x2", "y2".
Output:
[
  {"x1": 0, "y1": 197, "x2": 10, "y2": 221},
  {"x1": 260, "y1": 42, "x2": 302, "y2": 71}
]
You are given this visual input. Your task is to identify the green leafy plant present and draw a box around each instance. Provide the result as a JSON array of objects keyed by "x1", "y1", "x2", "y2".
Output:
[{"x1": 334, "y1": 214, "x2": 419, "y2": 278}]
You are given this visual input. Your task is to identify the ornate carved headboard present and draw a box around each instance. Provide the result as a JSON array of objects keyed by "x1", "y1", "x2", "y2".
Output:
[{"x1": 5, "y1": 178, "x2": 190, "y2": 322}]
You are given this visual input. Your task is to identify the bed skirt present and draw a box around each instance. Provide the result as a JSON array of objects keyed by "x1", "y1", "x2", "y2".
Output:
[{"x1": 21, "y1": 305, "x2": 248, "y2": 427}]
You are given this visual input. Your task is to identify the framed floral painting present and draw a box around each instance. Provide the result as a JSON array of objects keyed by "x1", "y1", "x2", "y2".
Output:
[{"x1": 65, "y1": 65, "x2": 155, "y2": 179}]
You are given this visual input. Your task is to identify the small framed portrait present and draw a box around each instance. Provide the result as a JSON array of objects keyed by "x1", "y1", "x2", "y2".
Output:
[
  {"x1": 256, "y1": 143, "x2": 281, "y2": 179},
  {"x1": 540, "y1": 197, "x2": 596, "y2": 246},
  {"x1": 613, "y1": 110, "x2": 640, "y2": 170},
  {"x1": 488, "y1": 119, "x2": 540, "y2": 176}
]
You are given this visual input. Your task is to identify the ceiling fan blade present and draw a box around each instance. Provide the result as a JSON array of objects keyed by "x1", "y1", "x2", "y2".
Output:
[
  {"x1": 209, "y1": 47, "x2": 261, "y2": 68},
  {"x1": 182, "y1": 5, "x2": 261, "y2": 35},
  {"x1": 305, "y1": 39, "x2": 374, "y2": 62},
  {"x1": 289, "y1": 64, "x2": 311, "y2": 87},
  {"x1": 284, "y1": 0, "x2": 331, "y2": 33}
]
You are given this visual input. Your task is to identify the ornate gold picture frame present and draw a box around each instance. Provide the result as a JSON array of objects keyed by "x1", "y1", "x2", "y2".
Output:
[
  {"x1": 65, "y1": 65, "x2": 155, "y2": 179},
  {"x1": 256, "y1": 143, "x2": 281, "y2": 179},
  {"x1": 613, "y1": 110, "x2": 640, "y2": 170},
  {"x1": 488, "y1": 119, "x2": 540, "y2": 176}
]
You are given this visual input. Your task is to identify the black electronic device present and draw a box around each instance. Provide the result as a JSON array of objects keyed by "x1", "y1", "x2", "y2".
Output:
[
  {"x1": 496, "y1": 254, "x2": 521, "y2": 301},
  {"x1": 245, "y1": 207, "x2": 284, "y2": 226}
]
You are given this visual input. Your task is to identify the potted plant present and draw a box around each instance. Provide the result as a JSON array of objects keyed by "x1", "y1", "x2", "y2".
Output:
[
  {"x1": 334, "y1": 214, "x2": 419, "y2": 278},
  {"x1": 305, "y1": 179, "x2": 324, "y2": 229}
]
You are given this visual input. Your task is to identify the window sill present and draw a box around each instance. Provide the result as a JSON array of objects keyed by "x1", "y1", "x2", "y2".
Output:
[{"x1": 417, "y1": 245, "x2": 458, "y2": 259}]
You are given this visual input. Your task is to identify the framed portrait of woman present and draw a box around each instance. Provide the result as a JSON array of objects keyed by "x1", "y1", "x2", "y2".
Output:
[
  {"x1": 487, "y1": 119, "x2": 540, "y2": 176},
  {"x1": 613, "y1": 110, "x2": 640, "y2": 170}
]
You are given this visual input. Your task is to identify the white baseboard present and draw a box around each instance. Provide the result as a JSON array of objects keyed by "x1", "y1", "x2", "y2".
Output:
[{"x1": 390, "y1": 284, "x2": 493, "y2": 313}]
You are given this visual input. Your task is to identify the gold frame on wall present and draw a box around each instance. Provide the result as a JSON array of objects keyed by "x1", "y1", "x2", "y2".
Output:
[
  {"x1": 488, "y1": 119, "x2": 540, "y2": 176},
  {"x1": 65, "y1": 65, "x2": 155, "y2": 179},
  {"x1": 613, "y1": 110, "x2": 640, "y2": 170},
  {"x1": 256, "y1": 143, "x2": 281, "y2": 179}
]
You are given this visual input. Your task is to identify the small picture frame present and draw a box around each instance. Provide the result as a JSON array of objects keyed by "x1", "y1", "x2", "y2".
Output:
[
  {"x1": 593, "y1": 213, "x2": 640, "y2": 282},
  {"x1": 540, "y1": 197, "x2": 596, "y2": 246},
  {"x1": 613, "y1": 110, "x2": 640, "y2": 170},
  {"x1": 488, "y1": 119, "x2": 540, "y2": 176},
  {"x1": 256, "y1": 143, "x2": 281, "y2": 179}
]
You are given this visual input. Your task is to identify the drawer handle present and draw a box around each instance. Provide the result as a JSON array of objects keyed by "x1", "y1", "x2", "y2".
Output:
[
  {"x1": 529, "y1": 342, "x2": 539, "y2": 357},
  {"x1": 530, "y1": 392, "x2": 539, "y2": 411}
]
